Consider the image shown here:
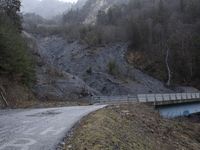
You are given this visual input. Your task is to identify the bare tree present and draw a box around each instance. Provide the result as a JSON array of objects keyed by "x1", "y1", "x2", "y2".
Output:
[
  {"x1": 165, "y1": 43, "x2": 171, "y2": 86},
  {"x1": 0, "y1": 86, "x2": 8, "y2": 107}
]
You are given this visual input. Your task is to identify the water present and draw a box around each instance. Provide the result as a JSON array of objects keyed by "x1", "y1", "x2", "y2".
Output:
[{"x1": 157, "y1": 102, "x2": 200, "y2": 118}]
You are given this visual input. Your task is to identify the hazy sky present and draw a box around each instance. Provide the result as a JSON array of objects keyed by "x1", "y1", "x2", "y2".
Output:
[
  {"x1": 37, "y1": 0, "x2": 78, "y2": 3},
  {"x1": 21, "y1": 0, "x2": 78, "y2": 18},
  {"x1": 43, "y1": 0, "x2": 78, "y2": 2},
  {"x1": 59, "y1": 0, "x2": 78, "y2": 2}
]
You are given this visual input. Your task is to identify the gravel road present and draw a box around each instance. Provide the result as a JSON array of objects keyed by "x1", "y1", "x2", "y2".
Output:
[{"x1": 0, "y1": 105, "x2": 106, "y2": 150}]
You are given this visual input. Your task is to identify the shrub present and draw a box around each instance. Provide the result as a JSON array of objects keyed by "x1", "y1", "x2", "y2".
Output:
[
  {"x1": 86, "y1": 67, "x2": 92, "y2": 74},
  {"x1": 107, "y1": 60, "x2": 119, "y2": 75},
  {"x1": 80, "y1": 26, "x2": 102, "y2": 46}
]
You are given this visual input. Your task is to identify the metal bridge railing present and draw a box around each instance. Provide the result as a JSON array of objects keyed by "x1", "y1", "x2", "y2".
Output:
[
  {"x1": 91, "y1": 93, "x2": 200, "y2": 105},
  {"x1": 90, "y1": 95, "x2": 137, "y2": 104}
]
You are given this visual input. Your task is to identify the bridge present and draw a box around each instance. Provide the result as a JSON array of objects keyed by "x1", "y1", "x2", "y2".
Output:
[
  {"x1": 91, "y1": 93, "x2": 200, "y2": 118},
  {"x1": 91, "y1": 93, "x2": 200, "y2": 106}
]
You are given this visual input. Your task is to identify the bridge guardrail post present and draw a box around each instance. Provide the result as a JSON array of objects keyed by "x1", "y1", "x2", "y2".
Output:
[
  {"x1": 196, "y1": 93, "x2": 200, "y2": 99},
  {"x1": 145, "y1": 94, "x2": 148, "y2": 102},
  {"x1": 174, "y1": 93, "x2": 177, "y2": 101},
  {"x1": 146, "y1": 95, "x2": 149, "y2": 103},
  {"x1": 161, "y1": 94, "x2": 164, "y2": 103},
  {"x1": 154, "y1": 94, "x2": 156, "y2": 105},
  {"x1": 191, "y1": 93, "x2": 196, "y2": 99}
]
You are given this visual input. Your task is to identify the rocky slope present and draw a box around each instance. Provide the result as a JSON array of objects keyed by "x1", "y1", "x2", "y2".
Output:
[
  {"x1": 23, "y1": 25, "x2": 200, "y2": 102},
  {"x1": 73, "y1": 0, "x2": 88, "y2": 9},
  {"x1": 30, "y1": 34, "x2": 173, "y2": 101},
  {"x1": 24, "y1": 32, "x2": 98, "y2": 101},
  {"x1": 73, "y1": 0, "x2": 129, "y2": 24}
]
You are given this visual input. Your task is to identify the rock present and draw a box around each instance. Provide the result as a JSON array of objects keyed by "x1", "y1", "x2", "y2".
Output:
[
  {"x1": 67, "y1": 145, "x2": 72, "y2": 149},
  {"x1": 33, "y1": 66, "x2": 100, "y2": 101},
  {"x1": 28, "y1": 34, "x2": 174, "y2": 101}
]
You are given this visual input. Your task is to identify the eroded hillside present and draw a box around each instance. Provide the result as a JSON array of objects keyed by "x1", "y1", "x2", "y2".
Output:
[{"x1": 28, "y1": 34, "x2": 175, "y2": 101}]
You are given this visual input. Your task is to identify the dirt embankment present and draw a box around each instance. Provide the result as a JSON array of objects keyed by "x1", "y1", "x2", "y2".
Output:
[
  {"x1": 0, "y1": 77, "x2": 37, "y2": 108},
  {"x1": 0, "y1": 76, "x2": 87, "y2": 109},
  {"x1": 65, "y1": 103, "x2": 200, "y2": 150}
]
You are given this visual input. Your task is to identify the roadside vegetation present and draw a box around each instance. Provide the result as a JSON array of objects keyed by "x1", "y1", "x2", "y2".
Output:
[
  {"x1": 65, "y1": 104, "x2": 200, "y2": 150},
  {"x1": 107, "y1": 60, "x2": 119, "y2": 76}
]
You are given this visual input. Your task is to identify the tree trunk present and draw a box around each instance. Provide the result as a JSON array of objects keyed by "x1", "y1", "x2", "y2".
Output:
[
  {"x1": 0, "y1": 92, "x2": 8, "y2": 107},
  {"x1": 0, "y1": 86, "x2": 8, "y2": 107},
  {"x1": 165, "y1": 47, "x2": 171, "y2": 86}
]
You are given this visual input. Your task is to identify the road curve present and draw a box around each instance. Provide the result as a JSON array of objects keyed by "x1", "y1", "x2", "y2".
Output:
[{"x1": 0, "y1": 105, "x2": 106, "y2": 150}]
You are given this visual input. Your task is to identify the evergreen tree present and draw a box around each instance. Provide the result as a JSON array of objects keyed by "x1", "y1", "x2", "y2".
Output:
[
  {"x1": 0, "y1": 0, "x2": 34, "y2": 84},
  {"x1": 0, "y1": 0, "x2": 21, "y2": 31},
  {"x1": 180, "y1": 0, "x2": 185, "y2": 13}
]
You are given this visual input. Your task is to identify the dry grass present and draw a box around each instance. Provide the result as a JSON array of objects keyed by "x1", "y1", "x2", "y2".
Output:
[{"x1": 65, "y1": 103, "x2": 200, "y2": 150}]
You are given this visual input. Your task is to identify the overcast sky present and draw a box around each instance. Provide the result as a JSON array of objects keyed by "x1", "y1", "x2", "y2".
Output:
[
  {"x1": 37, "y1": 0, "x2": 78, "y2": 3},
  {"x1": 58, "y1": 0, "x2": 78, "y2": 2},
  {"x1": 21, "y1": 0, "x2": 78, "y2": 18}
]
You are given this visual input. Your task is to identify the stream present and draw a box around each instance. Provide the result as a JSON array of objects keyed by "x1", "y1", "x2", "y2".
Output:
[{"x1": 157, "y1": 102, "x2": 200, "y2": 118}]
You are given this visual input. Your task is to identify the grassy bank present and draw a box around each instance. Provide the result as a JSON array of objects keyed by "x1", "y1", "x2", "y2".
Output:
[{"x1": 65, "y1": 103, "x2": 200, "y2": 150}]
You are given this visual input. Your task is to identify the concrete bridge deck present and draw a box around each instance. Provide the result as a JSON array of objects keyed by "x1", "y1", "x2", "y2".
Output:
[{"x1": 91, "y1": 93, "x2": 200, "y2": 106}]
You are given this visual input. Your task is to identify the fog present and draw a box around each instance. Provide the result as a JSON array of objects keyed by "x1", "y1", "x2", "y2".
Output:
[{"x1": 21, "y1": 0, "x2": 75, "y2": 19}]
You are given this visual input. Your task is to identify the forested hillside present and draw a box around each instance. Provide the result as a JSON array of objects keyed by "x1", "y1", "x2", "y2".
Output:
[
  {"x1": 0, "y1": 0, "x2": 34, "y2": 85},
  {"x1": 1, "y1": 0, "x2": 199, "y2": 107},
  {"x1": 61, "y1": 0, "x2": 200, "y2": 89},
  {"x1": 0, "y1": 0, "x2": 36, "y2": 108}
]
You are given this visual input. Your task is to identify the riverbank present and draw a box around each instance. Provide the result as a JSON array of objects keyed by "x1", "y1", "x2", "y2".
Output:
[
  {"x1": 181, "y1": 112, "x2": 200, "y2": 123},
  {"x1": 64, "y1": 103, "x2": 200, "y2": 150}
]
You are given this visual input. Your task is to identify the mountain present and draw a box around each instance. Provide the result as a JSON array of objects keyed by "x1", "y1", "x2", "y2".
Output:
[
  {"x1": 83, "y1": 0, "x2": 129, "y2": 24},
  {"x1": 65, "y1": 0, "x2": 129, "y2": 24},
  {"x1": 22, "y1": 0, "x2": 200, "y2": 101},
  {"x1": 21, "y1": 0, "x2": 73, "y2": 19},
  {"x1": 73, "y1": 0, "x2": 88, "y2": 9}
]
